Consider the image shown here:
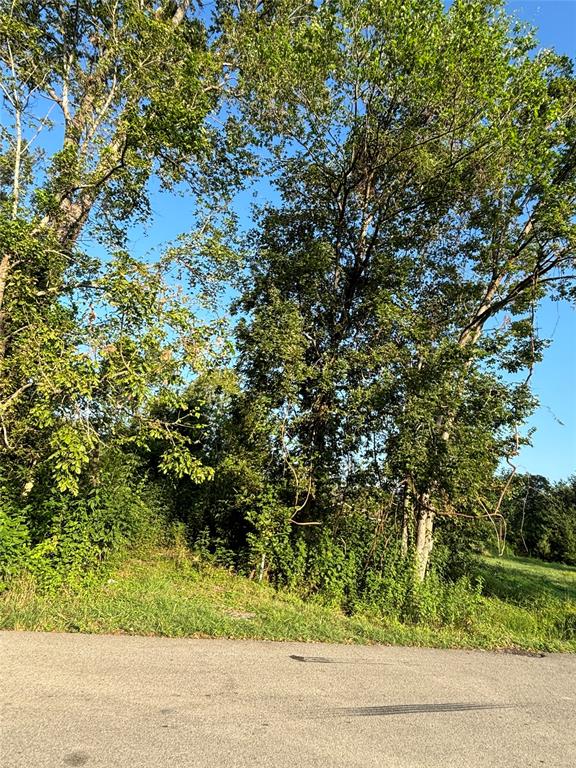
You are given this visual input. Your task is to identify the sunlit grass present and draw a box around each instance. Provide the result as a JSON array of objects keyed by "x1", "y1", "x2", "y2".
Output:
[
  {"x1": 1, "y1": 549, "x2": 574, "y2": 652},
  {"x1": 477, "y1": 553, "x2": 576, "y2": 604}
]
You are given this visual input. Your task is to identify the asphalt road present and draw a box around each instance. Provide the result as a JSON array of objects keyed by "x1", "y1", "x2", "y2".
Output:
[{"x1": 2, "y1": 631, "x2": 575, "y2": 768}]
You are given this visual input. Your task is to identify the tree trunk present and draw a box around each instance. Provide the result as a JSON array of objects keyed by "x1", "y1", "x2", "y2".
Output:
[
  {"x1": 0, "y1": 252, "x2": 10, "y2": 362},
  {"x1": 401, "y1": 483, "x2": 410, "y2": 556},
  {"x1": 415, "y1": 499, "x2": 434, "y2": 582}
]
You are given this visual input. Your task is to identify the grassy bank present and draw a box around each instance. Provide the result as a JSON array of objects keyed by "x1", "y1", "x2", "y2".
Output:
[
  {"x1": 1, "y1": 549, "x2": 574, "y2": 652},
  {"x1": 476, "y1": 553, "x2": 576, "y2": 603}
]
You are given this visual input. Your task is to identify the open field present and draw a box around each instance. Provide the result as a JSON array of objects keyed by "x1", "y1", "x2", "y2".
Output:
[{"x1": 1, "y1": 549, "x2": 575, "y2": 652}]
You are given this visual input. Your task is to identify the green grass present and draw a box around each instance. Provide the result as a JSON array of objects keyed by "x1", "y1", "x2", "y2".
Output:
[
  {"x1": 476, "y1": 553, "x2": 576, "y2": 604},
  {"x1": 1, "y1": 548, "x2": 575, "y2": 653}
]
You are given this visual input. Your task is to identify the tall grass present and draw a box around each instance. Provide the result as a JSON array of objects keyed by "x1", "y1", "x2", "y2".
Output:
[{"x1": 1, "y1": 548, "x2": 574, "y2": 652}]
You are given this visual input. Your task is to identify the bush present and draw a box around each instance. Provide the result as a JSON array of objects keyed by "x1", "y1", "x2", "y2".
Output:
[
  {"x1": 239, "y1": 507, "x2": 484, "y2": 630},
  {"x1": 0, "y1": 449, "x2": 168, "y2": 591},
  {"x1": 401, "y1": 572, "x2": 482, "y2": 628},
  {"x1": 0, "y1": 505, "x2": 30, "y2": 587}
]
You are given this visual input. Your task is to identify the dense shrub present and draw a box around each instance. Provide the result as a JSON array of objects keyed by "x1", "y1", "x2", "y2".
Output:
[
  {"x1": 210, "y1": 497, "x2": 483, "y2": 628},
  {"x1": 0, "y1": 505, "x2": 30, "y2": 587},
  {"x1": 0, "y1": 450, "x2": 167, "y2": 591}
]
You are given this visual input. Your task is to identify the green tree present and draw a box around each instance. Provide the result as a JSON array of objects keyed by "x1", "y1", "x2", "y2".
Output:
[
  {"x1": 504, "y1": 475, "x2": 576, "y2": 564},
  {"x1": 0, "y1": 1, "x2": 254, "y2": 583},
  {"x1": 234, "y1": 0, "x2": 576, "y2": 579},
  {"x1": 0, "y1": 1, "x2": 239, "y2": 489}
]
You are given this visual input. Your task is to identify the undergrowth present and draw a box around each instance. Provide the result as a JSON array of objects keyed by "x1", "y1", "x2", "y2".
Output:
[{"x1": 1, "y1": 547, "x2": 574, "y2": 653}]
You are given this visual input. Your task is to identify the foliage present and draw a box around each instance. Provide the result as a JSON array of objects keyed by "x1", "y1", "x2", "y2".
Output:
[
  {"x1": 0, "y1": 0, "x2": 574, "y2": 624},
  {"x1": 230, "y1": 0, "x2": 576, "y2": 580},
  {"x1": 0, "y1": 0, "x2": 238, "y2": 482},
  {"x1": 500, "y1": 475, "x2": 576, "y2": 565},
  {"x1": 0, "y1": 0, "x2": 243, "y2": 580},
  {"x1": 1, "y1": 548, "x2": 575, "y2": 652},
  {"x1": 0, "y1": 449, "x2": 168, "y2": 590},
  {"x1": 0, "y1": 503, "x2": 30, "y2": 586}
]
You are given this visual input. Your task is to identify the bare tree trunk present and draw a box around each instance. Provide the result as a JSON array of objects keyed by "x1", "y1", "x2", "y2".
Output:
[
  {"x1": 415, "y1": 500, "x2": 434, "y2": 582},
  {"x1": 0, "y1": 253, "x2": 9, "y2": 313},
  {"x1": 401, "y1": 484, "x2": 410, "y2": 557},
  {"x1": 0, "y1": 253, "x2": 10, "y2": 363}
]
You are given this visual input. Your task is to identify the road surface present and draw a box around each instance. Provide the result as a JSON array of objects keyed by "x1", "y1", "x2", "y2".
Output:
[{"x1": 2, "y1": 631, "x2": 575, "y2": 767}]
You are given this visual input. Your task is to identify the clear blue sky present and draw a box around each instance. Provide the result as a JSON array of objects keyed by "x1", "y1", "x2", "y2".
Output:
[{"x1": 137, "y1": 1, "x2": 576, "y2": 481}]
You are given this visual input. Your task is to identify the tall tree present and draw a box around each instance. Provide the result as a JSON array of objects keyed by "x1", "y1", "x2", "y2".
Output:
[
  {"x1": 234, "y1": 0, "x2": 576, "y2": 578},
  {"x1": 0, "y1": 0, "x2": 240, "y2": 492}
]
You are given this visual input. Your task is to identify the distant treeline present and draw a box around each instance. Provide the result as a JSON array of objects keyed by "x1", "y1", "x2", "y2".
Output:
[{"x1": 501, "y1": 475, "x2": 576, "y2": 566}]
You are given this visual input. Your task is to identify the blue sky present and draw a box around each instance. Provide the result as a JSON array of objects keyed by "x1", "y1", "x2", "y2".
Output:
[{"x1": 132, "y1": 1, "x2": 576, "y2": 481}]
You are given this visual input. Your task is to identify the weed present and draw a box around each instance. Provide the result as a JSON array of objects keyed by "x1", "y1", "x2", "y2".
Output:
[{"x1": 1, "y1": 549, "x2": 574, "y2": 653}]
